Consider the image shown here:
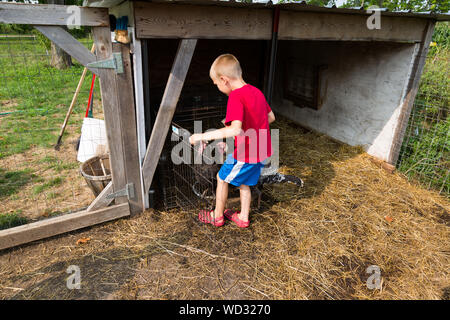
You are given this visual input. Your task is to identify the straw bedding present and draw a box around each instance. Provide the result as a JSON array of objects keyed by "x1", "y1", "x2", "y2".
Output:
[{"x1": 0, "y1": 117, "x2": 448, "y2": 300}]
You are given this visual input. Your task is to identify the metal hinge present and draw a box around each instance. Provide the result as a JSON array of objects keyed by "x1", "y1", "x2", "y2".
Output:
[
  {"x1": 106, "y1": 183, "x2": 135, "y2": 200},
  {"x1": 87, "y1": 52, "x2": 124, "y2": 74}
]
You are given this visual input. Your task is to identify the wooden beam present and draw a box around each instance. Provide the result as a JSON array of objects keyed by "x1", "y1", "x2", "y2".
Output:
[
  {"x1": 142, "y1": 39, "x2": 197, "y2": 194},
  {"x1": 0, "y1": 203, "x2": 130, "y2": 251},
  {"x1": 87, "y1": 181, "x2": 114, "y2": 212},
  {"x1": 0, "y1": 3, "x2": 109, "y2": 27},
  {"x1": 388, "y1": 20, "x2": 436, "y2": 165},
  {"x1": 113, "y1": 42, "x2": 144, "y2": 214},
  {"x1": 130, "y1": 23, "x2": 150, "y2": 209},
  {"x1": 278, "y1": 10, "x2": 427, "y2": 42},
  {"x1": 92, "y1": 26, "x2": 128, "y2": 206},
  {"x1": 91, "y1": 28, "x2": 144, "y2": 215},
  {"x1": 369, "y1": 156, "x2": 396, "y2": 174},
  {"x1": 34, "y1": 26, "x2": 99, "y2": 73},
  {"x1": 134, "y1": 2, "x2": 272, "y2": 39}
]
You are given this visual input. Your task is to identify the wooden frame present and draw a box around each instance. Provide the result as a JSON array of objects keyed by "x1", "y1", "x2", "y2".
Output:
[
  {"x1": 34, "y1": 26, "x2": 99, "y2": 74},
  {"x1": 141, "y1": 39, "x2": 197, "y2": 194},
  {"x1": 0, "y1": 3, "x2": 143, "y2": 250},
  {"x1": 0, "y1": 3, "x2": 108, "y2": 26}
]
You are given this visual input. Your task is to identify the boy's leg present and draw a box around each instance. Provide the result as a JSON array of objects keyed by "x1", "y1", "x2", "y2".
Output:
[
  {"x1": 238, "y1": 184, "x2": 251, "y2": 222},
  {"x1": 214, "y1": 173, "x2": 228, "y2": 219}
]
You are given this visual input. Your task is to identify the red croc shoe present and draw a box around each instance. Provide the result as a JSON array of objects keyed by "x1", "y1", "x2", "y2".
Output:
[
  {"x1": 198, "y1": 209, "x2": 224, "y2": 227},
  {"x1": 224, "y1": 209, "x2": 250, "y2": 228}
]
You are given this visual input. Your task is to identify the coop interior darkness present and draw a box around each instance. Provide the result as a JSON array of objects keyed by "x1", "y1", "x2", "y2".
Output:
[{"x1": 142, "y1": 39, "x2": 270, "y2": 209}]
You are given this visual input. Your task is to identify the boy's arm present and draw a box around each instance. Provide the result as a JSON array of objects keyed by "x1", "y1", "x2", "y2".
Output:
[
  {"x1": 189, "y1": 120, "x2": 242, "y2": 144},
  {"x1": 268, "y1": 110, "x2": 275, "y2": 124}
]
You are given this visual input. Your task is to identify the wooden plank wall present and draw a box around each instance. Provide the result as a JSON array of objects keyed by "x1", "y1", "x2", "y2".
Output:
[
  {"x1": 134, "y1": 2, "x2": 428, "y2": 43},
  {"x1": 134, "y1": 2, "x2": 272, "y2": 39},
  {"x1": 278, "y1": 10, "x2": 427, "y2": 42}
]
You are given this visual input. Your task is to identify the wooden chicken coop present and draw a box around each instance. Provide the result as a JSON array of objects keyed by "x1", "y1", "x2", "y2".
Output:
[{"x1": 0, "y1": 0, "x2": 449, "y2": 250}]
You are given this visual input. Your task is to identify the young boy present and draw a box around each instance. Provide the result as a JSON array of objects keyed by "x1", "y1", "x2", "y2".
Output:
[{"x1": 189, "y1": 54, "x2": 275, "y2": 228}]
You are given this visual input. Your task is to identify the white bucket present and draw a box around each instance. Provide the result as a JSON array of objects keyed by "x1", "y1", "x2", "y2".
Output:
[{"x1": 77, "y1": 117, "x2": 108, "y2": 163}]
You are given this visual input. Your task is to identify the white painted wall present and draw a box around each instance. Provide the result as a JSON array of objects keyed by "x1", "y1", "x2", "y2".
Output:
[{"x1": 273, "y1": 41, "x2": 418, "y2": 162}]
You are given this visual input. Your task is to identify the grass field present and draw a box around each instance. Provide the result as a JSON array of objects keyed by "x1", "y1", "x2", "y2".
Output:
[{"x1": 0, "y1": 35, "x2": 102, "y2": 227}]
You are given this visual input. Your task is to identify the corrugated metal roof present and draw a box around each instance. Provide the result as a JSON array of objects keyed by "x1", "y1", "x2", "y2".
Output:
[{"x1": 83, "y1": 0, "x2": 450, "y2": 21}]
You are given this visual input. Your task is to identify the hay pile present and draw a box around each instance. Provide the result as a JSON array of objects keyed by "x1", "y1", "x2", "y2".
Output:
[{"x1": 0, "y1": 117, "x2": 448, "y2": 300}]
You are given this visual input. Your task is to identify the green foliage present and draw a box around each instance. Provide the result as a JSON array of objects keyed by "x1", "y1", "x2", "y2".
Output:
[
  {"x1": 341, "y1": 0, "x2": 449, "y2": 12},
  {"x1": 432, "y1": 22, "x2": 450, "y2": 49},
  {"x1": 0, "y1": 212, "x2": 28, "y2": 230}
]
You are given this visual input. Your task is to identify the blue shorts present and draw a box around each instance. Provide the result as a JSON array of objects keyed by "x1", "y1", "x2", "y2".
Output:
[{"x1": 218, "y1": 154, "x2": 265, "y2": 187}]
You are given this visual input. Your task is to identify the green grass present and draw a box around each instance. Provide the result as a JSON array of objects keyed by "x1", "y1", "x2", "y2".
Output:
[
  {"x1": 0, "y1": 168, "x2": 36, "y2": 198},
  {"x1": 37, "y1": 155, "x2": 79, "y2": 172},
  {"x1": 0, "y1": 211, "x2": 28, "y2": 230},
  {"x1": 0, "y1": 36, "x2": 101, "y2": 159},
  {"x1": 32, "y1": 177, "x2": 65, "y2": 195}
]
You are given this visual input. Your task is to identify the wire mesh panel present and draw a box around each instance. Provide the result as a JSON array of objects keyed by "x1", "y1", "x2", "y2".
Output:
[
  {"x1": 0, "y1": 26, "x2": 104, "y2": 229},
  {"x1": 157, "y1": 102, "x2": 226, "y2": 210},
  {"x1": 397, "y1": 33, "x2": 449, "y2": 196}
]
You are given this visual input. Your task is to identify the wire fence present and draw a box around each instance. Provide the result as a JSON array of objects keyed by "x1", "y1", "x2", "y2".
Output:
[
  {"x1": 0, "y1": 28, "x2": 106, "y2": 229},
  {"x1": 396, "y1": 42, "x2": 449, "y2": 196}
]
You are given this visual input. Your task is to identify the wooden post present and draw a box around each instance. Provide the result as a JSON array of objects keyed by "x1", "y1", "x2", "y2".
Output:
[
  {"x1": 92, "y1": 26, "x2": 128, "y2": 206},
  {"x1": 142, "y1": 39, "x2": 197, "y2": 194},
  {"x1": 130, "y1": 24, "x2": 150, "y2": 209},
  {"x1": 91, "y1": 27, "x2": 144, "y2": 215},
  {"x1": 388, "y1": 20, "x2": 436, "y2": 165},
  {"x1": 114, "y1": 42, "x2": 144, "y2": 214}
]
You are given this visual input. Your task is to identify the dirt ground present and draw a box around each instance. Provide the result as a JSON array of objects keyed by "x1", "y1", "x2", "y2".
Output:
[
  {"x1": 0, "y1": 100, "x2": 104, "y2": 220},
  {"x1": 0, "y1": 118, "x2": 449, "y2": 300}
]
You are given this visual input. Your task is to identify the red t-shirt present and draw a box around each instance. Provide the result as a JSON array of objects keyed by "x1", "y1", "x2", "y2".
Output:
[{"x1": 225, "y1": 84, "x2": 272, "y2": 163}]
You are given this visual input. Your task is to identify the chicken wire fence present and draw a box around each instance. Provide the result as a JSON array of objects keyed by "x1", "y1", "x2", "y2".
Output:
[
  {"x1": 0, "y1": 27, "x2": 107, "y2": 228},
  {"x1": 396, "y1": 44, "x2": 449, "y2": 196}
]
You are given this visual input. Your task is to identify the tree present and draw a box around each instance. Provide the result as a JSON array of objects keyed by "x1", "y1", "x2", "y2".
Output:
[{"x1": 47, "y1": 0, "x2": 72, "y2": 69}]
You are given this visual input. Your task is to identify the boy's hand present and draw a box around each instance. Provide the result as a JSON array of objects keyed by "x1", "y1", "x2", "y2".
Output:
[{"x1": 189, "y1": 133, "x2": 203, "y2": 145}]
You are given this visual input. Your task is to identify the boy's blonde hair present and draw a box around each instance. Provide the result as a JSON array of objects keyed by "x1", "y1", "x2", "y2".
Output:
[{"x1": 210, "y1": 54, "x2": 242, "y2": 80}]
